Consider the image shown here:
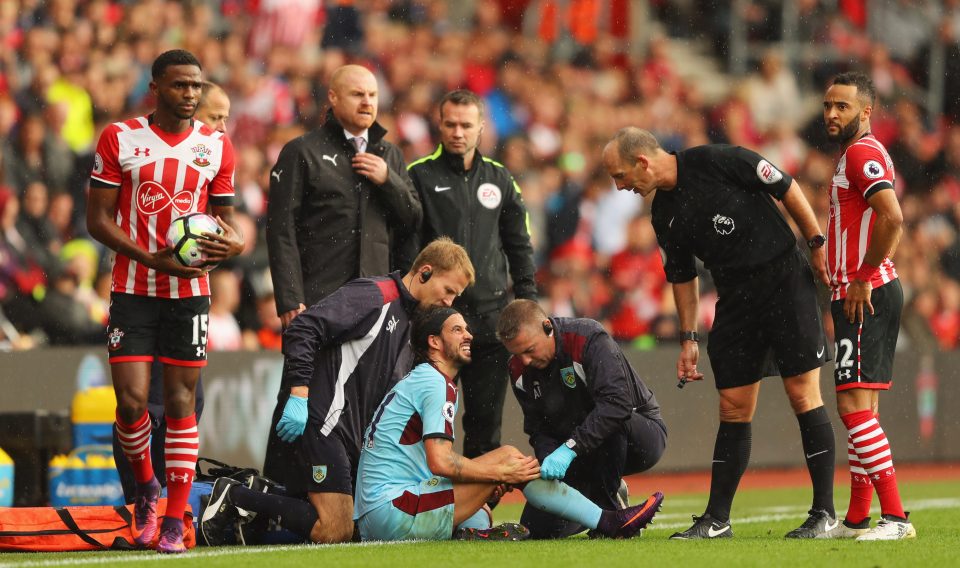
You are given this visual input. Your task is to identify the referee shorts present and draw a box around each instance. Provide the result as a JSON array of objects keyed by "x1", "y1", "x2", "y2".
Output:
[
  {"x1": 357, "y1": 477, "x2": 455, "y2": 541},
  {"x1": 831, "y1": 279, "x2": 902, "y2": 392},
  {"x1": 707, "y1": 247, "x2": 829, "y2": 389}
]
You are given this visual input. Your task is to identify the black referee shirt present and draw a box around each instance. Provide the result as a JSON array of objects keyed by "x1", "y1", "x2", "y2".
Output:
[{"x1": 651, "y1": 145, "x2": 796, "y2": 286}]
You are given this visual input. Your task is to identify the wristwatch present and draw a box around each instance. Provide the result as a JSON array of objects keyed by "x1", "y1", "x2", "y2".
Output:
[
  {"x1": 564, "y1": 438, "x2": 577, "y2": 452},
  {"x1": 680, "y1": 331, "x2": 700, "y2": 343},
  {"x1": 807, "y1": 234, "x2": 826, "y2": 249}
]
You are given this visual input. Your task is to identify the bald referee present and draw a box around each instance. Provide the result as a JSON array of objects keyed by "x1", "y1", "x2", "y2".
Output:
[{"x1": 603, "y1": 128, "x2": 836, "y2": 540}]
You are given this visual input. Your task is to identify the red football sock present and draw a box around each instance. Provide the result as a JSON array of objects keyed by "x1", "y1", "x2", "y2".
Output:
[
  {"x1": 842, "y1": 409, "x2": 905, "y2": 520},
  {"x1": 164, "y1": 414, "x2": 199, "y2": 521},
  {"x1": 116, "y1": 411, "x2": 154, "y2": 484},
  {"x1": 845, "y1": 434, "x2": 873, "y2": 524}
]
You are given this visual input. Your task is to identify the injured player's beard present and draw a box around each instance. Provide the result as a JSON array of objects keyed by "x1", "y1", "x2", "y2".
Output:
[{"x1": 443, "y1": 339, "x2": 472, "y2": 369}]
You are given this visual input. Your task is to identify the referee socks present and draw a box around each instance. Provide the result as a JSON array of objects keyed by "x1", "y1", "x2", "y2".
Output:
[
  {"x1": 796, "y1": 406, "x2": 836, "y2": 518},
  {"x1": 705, "y1": 421, "x2": 752, "y2": 523}
]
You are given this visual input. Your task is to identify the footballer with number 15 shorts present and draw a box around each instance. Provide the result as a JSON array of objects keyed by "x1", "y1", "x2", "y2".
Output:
[{"x1": 86, "y1": 49, "x2": 244, "y2": 553}]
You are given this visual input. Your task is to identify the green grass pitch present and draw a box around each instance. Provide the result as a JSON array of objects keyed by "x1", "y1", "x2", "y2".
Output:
[{"x1": 1, "y1": 480, "x2": 956, "y2": 567}]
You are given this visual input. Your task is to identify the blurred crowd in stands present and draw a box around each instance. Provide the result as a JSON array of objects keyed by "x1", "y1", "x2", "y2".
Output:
[{"x1": 1, "y1": 0, "x2": 960, "y2": 354}]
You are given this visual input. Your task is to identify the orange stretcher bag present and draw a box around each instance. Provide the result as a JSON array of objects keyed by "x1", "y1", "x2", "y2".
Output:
[{"x1": 0, "y1": 499, "x2": 195, "y2": 551}]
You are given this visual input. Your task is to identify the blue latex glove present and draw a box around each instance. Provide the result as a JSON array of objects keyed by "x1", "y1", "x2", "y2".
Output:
[
  {"x1": 276, "y1": 395, "x2": 308, "y2": 443},
  {"x1": 540, "y1": 445, "x2": 577, "y2": 480}
]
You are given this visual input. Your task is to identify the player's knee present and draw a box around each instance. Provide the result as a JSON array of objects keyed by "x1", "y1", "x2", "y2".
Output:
[
  {"x1": 788, "y1": 394, "x2": 822, "y2": 414},
  {"x1": 309, "y1": 518, "x2": 354, "y2": 544},
  {"x1": 163, "y1": 389, "x2": 195, "y2": 414},
  {"x1": 115, "y1": 398, "x2": 148, "y2": 423},
  {"x1": 718, "y1": 406, "x2": 751, "y2": 422}
]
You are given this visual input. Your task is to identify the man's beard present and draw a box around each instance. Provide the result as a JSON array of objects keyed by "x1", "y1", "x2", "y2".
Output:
[
  {"x1": 444, "y1": 342, "x2": 471, "y2": 368},
  {"x1": 826, "y1": 115, "x2": 860, "y2": 144}
]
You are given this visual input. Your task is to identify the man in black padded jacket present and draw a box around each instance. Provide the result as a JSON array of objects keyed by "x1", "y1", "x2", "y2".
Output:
[{"x1": 266, "y1": 64, "x2": 421, "y2": 329}]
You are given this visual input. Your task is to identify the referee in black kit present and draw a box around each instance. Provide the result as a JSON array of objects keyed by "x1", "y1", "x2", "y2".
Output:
[{"x1": 602, "y1": 127, "x2": 838, "y2": 540}]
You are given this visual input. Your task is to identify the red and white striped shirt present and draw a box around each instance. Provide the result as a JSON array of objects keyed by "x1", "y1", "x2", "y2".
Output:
[
  {"x1": 827, "y1": 134, "x2": 898, "y2": 301},
  {"x1": 91, "y1": 116, "x2": 236, "y2": 299}
]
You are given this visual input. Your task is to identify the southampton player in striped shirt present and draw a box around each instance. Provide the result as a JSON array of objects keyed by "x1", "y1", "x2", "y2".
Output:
[
  {"x1": 822, "y1": 72, "x2": 914, "y2": 540},
  {"x1": 86, "y1": 50, "x2": 244, "y2": 553},
  {"x1": 354, "y1": 306, "x2": 663, "y2": 541}
]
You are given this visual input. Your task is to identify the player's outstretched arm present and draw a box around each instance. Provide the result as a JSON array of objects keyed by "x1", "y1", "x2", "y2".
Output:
[
  {"x1": 425, "y1": 438, "x2": 539, "y2": 484},
  {"x1": 86, "y1": 186, "x2": 204, "y2": 279}
]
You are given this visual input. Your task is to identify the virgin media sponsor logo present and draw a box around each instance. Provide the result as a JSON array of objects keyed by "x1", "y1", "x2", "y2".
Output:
[{"x1": 136, "y1": 181, "x2": 195, "y2": 215}]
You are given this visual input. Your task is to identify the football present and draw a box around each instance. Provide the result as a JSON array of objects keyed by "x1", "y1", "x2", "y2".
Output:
[{"x1": 165, "y1": 213, "x2": 223, "y2": 267}]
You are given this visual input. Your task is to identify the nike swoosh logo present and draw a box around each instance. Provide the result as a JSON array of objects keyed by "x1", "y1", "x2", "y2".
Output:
[
  {"x1": 825, "y1": 519, "x2": 839, "y2": 531},
  {"x1": 435, "y1": 186, "x2": 451, "y2": 192},
  {"x1": 707, "y1": 525, "x2": 731, "y2": 537},
  {"x1": 805, "y1": 449, "x2": 829, "y2": 459},
  {"x1": 817, "y1": 346, "x2": 825, "y2": 358},
  {"x1": 668, "y1": 216, "x2": 675, "y2": 228},
  {"x1": 620, "y1": 493, "x2": 661, "y2": 529}
]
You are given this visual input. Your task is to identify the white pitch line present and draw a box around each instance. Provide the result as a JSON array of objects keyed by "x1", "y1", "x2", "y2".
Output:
[
  {"x1": 0, "y1": 540, "x2": 419, "y2": 568},
  {"x1": 651, "y1": 498, "x2": 960, "y2": 531},
  {"x1": 3, "y1": 498, "x2": 957, "y2": 567}
]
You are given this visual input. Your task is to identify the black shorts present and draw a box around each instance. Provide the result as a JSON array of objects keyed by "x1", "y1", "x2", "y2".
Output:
[
  {"x1": 830, "y1": 279, "x2": 902, "y2": 392},
  {"x1": 288, "y1": 425, "x2": 355, "y2": 496},
  {"x1": 107, "y1": 292, "x2": 210, "y2": 367},
  {"x1": 707, "y1": 248, "x2": 829, "y2": 389}
]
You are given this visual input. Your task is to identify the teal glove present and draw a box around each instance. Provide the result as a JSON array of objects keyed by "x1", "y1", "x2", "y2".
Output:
[
  {"x1": 541, "y1": 444, "x2": 576, "y2": 480},
  {"x1": 276, "y1": 395, "x2": 308, "y2": 443}
]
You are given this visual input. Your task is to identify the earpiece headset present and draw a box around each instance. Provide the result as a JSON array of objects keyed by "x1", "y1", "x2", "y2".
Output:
[
  {"x1": 419, "y1": 269, "x2": 433, "y2": 284},
  {"x1": 542, "y1": 321, "x2": 553, "y2": 336}
]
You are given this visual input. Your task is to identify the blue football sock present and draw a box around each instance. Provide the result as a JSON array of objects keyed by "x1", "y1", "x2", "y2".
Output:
[
  {"x1": 456, "y1": 507, "x2": 492, "y2": 530},
  {"x1": 522, "y1": 479, "x2": 602, "y2": 529}
]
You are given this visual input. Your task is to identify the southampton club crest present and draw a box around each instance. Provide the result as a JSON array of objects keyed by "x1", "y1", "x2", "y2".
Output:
[
  {"x1": 107, "y1": 328, "x2": 124, "y2": 351},
  {"x1": 561, "y1": 366, "x2": 577, "y2": 389},
  {"x1": 191, "y1": 143, "x2": 212, "y2": 167}
]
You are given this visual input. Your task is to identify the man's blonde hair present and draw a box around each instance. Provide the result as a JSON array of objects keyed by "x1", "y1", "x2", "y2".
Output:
[{"x1": 411, "y1": 237, "x2": 476, "y2": 285}]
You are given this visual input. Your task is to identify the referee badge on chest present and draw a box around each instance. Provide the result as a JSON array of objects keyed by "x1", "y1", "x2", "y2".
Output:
[
  {"x1": 312, "y1": 465, "x2": 327, "y2": 484},
  {"x1": 561, "y1": 367, "x2": 577, "y2": 389}
]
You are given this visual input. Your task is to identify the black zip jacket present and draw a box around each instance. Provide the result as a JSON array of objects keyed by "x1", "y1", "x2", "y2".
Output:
[
  {"x1": 509, "y1": 317, "x2": 662, "y2": 459},
  {"x1": 267, "y1": 110, "x2": 421, "y2": 314},
  {"x1": 406, "y1": 145, "x2": 536, "y2": 314},
  {"x1": 280, "y1": 271, "x2": 417, "y2": 447}
]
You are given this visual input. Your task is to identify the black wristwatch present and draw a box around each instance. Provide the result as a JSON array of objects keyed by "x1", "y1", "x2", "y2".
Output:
[
  {"x1": 807, "y1": 234, "x2": 826, "y2": 249},
  {"x1": 680, "y1": 331, "x2": 700, "y2": 343}
]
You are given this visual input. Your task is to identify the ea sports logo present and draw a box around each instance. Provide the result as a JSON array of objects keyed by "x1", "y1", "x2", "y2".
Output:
[
  {"x1": 756, "y1": 160, "x2": 783, "y2": 184},
  {"x1": 477, "y1": 183, "x2": 502, "y2": 209},
  {"x1": 135, "y1": 181, "x2": 195, "y2": 216}
]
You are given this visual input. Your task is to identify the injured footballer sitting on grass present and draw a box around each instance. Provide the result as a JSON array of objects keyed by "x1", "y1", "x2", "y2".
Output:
[{"x1": 352, "y1": 306, "x2": 664, "y2": 541}]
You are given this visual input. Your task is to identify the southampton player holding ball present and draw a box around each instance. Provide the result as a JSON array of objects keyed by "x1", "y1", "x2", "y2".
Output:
[
  {"x1": 86, "y1": 49, "x2": 243, "y2": 553},
  {"x1": 822, "y1": 72, "x2": 914, "y2": 541}
]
